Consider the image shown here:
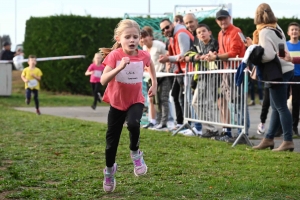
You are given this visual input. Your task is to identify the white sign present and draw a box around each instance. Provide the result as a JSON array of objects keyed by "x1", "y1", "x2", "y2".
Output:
[
  {"x1": 94, "y1": 70, "x2": 102, "y2": 78},
  {"x1": 28, "y1": 79, "x2": 38, "y2": 88},
  {"x1": 115, "y1": 61, "x2": 143, "y2": 84}
]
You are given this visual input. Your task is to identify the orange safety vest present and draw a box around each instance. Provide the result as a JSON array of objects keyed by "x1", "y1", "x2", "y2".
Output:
[{"x1": 168, "y1": 29, "x2": 194, "y2": 73}]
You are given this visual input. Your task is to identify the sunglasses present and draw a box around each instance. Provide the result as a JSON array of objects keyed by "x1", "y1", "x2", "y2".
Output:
[{"x1": 161, "y1": 25, "x2": 170, "y2": 33}]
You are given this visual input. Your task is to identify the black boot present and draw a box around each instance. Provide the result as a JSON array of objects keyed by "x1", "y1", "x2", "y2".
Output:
[{"x1": 293, "y1": 127, "x2": 300, "y2": 136}]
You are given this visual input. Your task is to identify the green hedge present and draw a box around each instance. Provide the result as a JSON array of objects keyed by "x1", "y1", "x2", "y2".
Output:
[
  {"x1": 23, "y1": 15, "x2": 121, "y2": 94},
  {"x1": 23, "y1": 15, "x2": 300, "y2": 94}
]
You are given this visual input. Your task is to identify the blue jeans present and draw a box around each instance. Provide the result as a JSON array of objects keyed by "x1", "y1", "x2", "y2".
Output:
[{"x1": 265, "y1": 71, "x2": 293, "y2": 141}]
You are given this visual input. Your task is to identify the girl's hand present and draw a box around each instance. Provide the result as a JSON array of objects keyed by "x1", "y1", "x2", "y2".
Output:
[
  {"x1": 148, "y1": 85, "x2": 157, "y2": 97},
  {"x1": 118, "y1": 57, "x2": 130, "y2": 70}
]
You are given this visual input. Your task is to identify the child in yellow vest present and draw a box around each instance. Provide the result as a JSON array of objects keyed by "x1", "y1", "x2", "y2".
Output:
[{"x1": 21, "y1": 55, "x2": 43, "y2": 115}]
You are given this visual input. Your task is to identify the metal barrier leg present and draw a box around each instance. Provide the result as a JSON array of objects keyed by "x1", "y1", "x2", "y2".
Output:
[
  {"x1": 172, "y1": 122, "x2": 196, "y2": 136},
  {"x1": 231, "y1": 131, "x2": 253, "y2": 147},
  {"x1": 232, "y1": 66, "x2": 252, "y2": 147}
]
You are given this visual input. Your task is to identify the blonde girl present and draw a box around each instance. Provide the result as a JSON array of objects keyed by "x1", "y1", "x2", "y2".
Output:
[{"x1": 99, "y1": 19, "x2": 157, "y2": 193}]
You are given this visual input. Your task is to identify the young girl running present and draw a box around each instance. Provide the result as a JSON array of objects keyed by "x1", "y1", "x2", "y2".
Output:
[
  {"x1": 85, "y1": 52, "x2": 104, "y2": 110},
  {"x1": 99, "y1": 19, "x2": 157, "y2": 193}
]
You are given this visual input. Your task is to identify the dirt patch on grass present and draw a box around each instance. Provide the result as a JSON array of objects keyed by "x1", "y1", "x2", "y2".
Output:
[
  {"x1": 14, "y1": 132, "x2": 23, "y2": 136},
  {"x1": 0, "y1": 191, "x2": 15, "y2": 200},
  {"x1": 45, "y1": 181, "x2": 60, "y2": 185},
  {"x1": 12, "y1": 70, "x2": 24, "y2": 93},
  {"x1": 2, "y1": 160, "x2": 13, "y2": 165},
  {"x1": 1, "y1": 160, "x2": 13, "y2": 171},
  {"x1": 0, "y1": 167, "x2": 6, "y2": 171}
]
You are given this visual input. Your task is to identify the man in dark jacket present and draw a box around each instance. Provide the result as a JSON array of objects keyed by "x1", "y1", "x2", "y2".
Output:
[{"x1": 1, "y1": 42, "x2": 21, "y2": 70}]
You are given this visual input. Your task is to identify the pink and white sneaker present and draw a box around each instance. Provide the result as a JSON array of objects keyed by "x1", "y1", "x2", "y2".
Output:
[
  {"x1": 103, "y1": 163, "x2": 117, "y2": 193},
  {"x1": 131, "y1": 150, "x2": 147, "y2": 176}
]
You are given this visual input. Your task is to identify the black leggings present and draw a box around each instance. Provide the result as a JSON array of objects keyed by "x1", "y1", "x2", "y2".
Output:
[
  {"x1": 91, "y1": 82, "x2": 101, "y2": 106},
  {"x1": 260, "y1": 87, "x2": 270, "y2": 123},
  {"x1": 105, "y1": 103, "x2": 144, "y2": 167},
  {"x1": 291, "y1": 76, "x2": 300, "y2": 128},
  {"x1": 26, "y1": 88, "x2": 39, "y2": 109}
]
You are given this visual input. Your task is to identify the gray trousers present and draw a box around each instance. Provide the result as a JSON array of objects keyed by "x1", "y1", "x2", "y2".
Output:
[{"x1": 155, "y1": 77, "x2": 171, "y2": 126}]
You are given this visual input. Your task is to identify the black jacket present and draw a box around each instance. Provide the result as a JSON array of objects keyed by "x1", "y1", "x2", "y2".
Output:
[{"x1": 248, "y1": 46, "x2": 282, "y2": 82}]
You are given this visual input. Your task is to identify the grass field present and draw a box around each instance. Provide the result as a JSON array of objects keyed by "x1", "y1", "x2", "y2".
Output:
[
  {"x1": 1, "y1": 71, "x2": 300, "y2": 199},
  {"x1": 1, "y1": 105, "x2": 300, "y2": 199}
]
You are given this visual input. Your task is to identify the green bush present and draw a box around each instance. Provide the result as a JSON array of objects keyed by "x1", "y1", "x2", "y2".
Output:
[
  {"x1": 23, "y1": 15, "x2": 121, "y2": 94},
  {"x1": 23, "y1": 15, "x2": 300, "y2": 94}
]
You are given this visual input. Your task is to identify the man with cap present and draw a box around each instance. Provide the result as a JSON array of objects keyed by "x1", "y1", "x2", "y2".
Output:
[
  {"x1": 205, "y1": 9, "x2": 247, "y2": 143},
  {"x1": 206, "y1": 9, "x2": 245, "y2": 66}
]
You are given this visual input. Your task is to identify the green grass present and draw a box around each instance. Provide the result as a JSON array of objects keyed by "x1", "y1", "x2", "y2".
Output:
[
  {"x1": 1, "y1": 105, "x2": 300, "y2": 199},
  {"x1": 0, "y1": 92, "x2": 106, "y2": 107},
  {"x1": 0, "y1": 70, "x2": 107, "y2": 107}
]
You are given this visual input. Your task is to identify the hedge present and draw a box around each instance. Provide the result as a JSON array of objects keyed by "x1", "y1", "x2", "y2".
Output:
[
  {"x1": 23, "y1": 15, "x2": 121, "y2": 94},
  {"x1": 23, "y1": 15, "x2": 300, "y2": 94}
]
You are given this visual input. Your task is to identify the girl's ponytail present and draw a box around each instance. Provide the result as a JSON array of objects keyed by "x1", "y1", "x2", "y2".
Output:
[{"x1": 99, "y1": 42, "x2": 121, "y2": 60}]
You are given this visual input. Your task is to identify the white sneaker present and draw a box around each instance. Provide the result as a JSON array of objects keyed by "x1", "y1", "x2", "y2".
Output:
[
  {"x1": 184, "y1": 127, "x2": 202, "y2": 136},
  {"x1": 257, "y1": 123, "x2": 265, "y2": 135},
  {"x1": 178, "y1": 128, "x2": 189, "y2": 134},
  {"x1": 152, "y1": 124, "x2": 169, "y2": 131}
]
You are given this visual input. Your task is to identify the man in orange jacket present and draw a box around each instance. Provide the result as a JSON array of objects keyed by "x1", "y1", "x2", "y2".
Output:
[{"x1": 205, "y1": 10, "x2": 248, "y2": 143}]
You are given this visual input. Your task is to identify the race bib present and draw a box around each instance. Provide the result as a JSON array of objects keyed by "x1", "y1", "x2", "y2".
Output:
[
  {"x1": 115, "y1": 61, "x2": 143, "y2": 84},
  {"x1": 28, "y1": 79, "x2": 38, "y2": 88},
  {"x1": 94, "y1": 70, "x2": 102, "y2": 78}
]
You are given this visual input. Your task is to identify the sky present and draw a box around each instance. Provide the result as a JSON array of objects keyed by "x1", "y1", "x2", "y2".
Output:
[{"x1": 1, "y1": 0, "x2": 300, "y2": 49}]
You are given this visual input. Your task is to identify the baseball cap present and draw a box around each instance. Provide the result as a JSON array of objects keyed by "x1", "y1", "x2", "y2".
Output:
[{"x1": 216, "y1": 9, "x2": 230, "y2": 19}]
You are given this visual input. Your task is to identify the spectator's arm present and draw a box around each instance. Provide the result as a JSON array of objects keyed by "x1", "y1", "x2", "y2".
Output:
[
  {"x1": 227, "y1": 32, "x2": 244, "y2": 58},
  {"x1": 169, "y1": 32, "x2": 190, "y2": 62}
]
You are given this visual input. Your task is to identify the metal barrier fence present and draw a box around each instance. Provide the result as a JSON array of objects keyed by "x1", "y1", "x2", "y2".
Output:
[{"x1": 172, "y1": 58, "x2": 252, "y2": 147}]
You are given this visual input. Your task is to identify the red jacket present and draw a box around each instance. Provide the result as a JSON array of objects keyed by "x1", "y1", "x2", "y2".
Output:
[{"x1": 218, "y1": 24, "x2": 245, "y2": 69}]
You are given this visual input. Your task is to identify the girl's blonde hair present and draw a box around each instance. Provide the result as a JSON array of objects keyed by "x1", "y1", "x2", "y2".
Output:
[
  {"x1": 93, "y1": 52, "x2": 103, "y2": 63},
  {"x1": 99, "y1": 19, "x2": 140, "y2": 59},
  {"x1": 254, "y1": 3, "x2": 277, "y2": 25}
]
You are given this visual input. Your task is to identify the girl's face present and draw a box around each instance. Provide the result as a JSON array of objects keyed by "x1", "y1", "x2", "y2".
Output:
[
  {"x1": 117, "y1": 27, "x2": 140, "y2": 55},
  {"x1": 95, "y1": 55, "x2": 102, "y2": 63}
]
